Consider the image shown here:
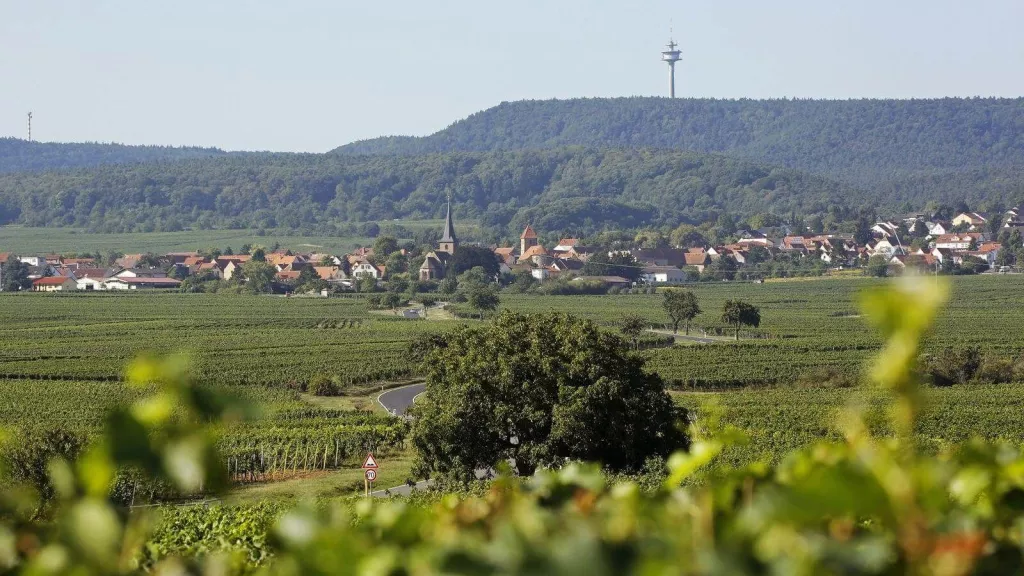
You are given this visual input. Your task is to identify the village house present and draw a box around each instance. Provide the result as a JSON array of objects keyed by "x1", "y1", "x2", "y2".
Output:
[
  {"x1": 104, "y1": 277, "x2": 182, "y2": 290},
  {"x1": 352, "y1": 261, "x2": 385, "y2": 280},
  {"x1": 314, "y1": 266, "x2": 348, "y2": 286},
  {"x1": 934, "y1": 233, "x2": 984, "y2": 251},
  {"x1": 952, "y1": 212, "x2": 987, "y2": 230},
  {"x1": 32, "y1": 276, "x2": 77, "y2": 292},
  {"x1": 683, "y1": 252, "x2": 711, "y2": 273},
  {"x1": 642, "y1": 265, "x2": 686, "y2": 284},
  {"x1": 632, "y1": 247, "x2": 690, "y2": 268}
]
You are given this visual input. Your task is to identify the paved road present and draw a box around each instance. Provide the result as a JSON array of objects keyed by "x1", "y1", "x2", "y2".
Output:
[
  {"x1": 372, "y1": 382, "x2": 491, "y2": 497},
  {"x1": 377, "y1": 382, "x2": 426, "y2": 416},
  {"x1": 372, "y1": 382, "x2": 427, "y2": 497}
]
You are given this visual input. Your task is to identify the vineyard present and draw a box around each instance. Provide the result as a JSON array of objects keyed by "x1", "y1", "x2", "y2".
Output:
[
  {"x1": 0, "y1": 293, "x2": 430, "y2": 388},
  {"x1": 675, "y1": 382, "x2": 1024, "y2": 475},
  {"x1": 501, "y1": 275, "x2": 1024, "y2": 388},
  {"x1": 0, "y1": 275, "x2": 1022, "y2": 498}
]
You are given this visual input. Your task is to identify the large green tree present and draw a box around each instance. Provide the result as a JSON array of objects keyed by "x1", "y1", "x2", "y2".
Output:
[
  {"x1": 240, "y1": 260, "x2": 277, "y2": 294},
  {"x1": 411, "y1": 312, "x2": 687, "y2": 481},
  {"x1": 663, "y1": 290, "x2": 701, "y2": 335},
  {"x1": 1, "y1": 256, "x2": 32, "y2": 292},
  {"x1": 721, "y1": 300, "x2": 761, "y2": 340},
  {"x1": 620, "y1": 314, "x2": 648, "y2": 350},
  {"x1": 449, "y1": 245, "x2": 501, "y2": 277}
]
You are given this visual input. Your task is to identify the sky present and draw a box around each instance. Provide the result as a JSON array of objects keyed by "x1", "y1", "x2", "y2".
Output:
[{"x1": 1, "y1": 0, "x2": 1022, "y2": 152}]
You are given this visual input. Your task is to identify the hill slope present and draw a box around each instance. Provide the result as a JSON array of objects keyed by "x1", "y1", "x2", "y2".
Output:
[
  {"x1": 0, "y1": 138, "x2": 260, "y2": 173},
  {"x1": 0, "y1": 148, "x2": 860, "y2": 235},
  {"x1": 333, "y1": 98, "x2": 1024, "y2": 187}
]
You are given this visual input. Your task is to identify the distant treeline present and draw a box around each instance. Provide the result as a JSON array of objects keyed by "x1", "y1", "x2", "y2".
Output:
[
  {"x1": 334, "y1": 97, "x2": 1024, "y2": 189},
  {"x1": 0, "y1": 148, "x2": 862, "y2": 237},
  {"x1": 0, "y1": 138, "x2": 261, "y2": 174}
]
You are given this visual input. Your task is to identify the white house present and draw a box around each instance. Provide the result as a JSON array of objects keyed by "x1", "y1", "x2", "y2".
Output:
[
  {"x1": 869, "y1": 238, "x2": 899, "y2": 258},
  {"x1": 871, "y1": 222, "x2": 900, "y2": 239},
  {"x1": 351, "y1": 261, "x2": 383, "y2": 279},
  {"x1": 18, "y1": 256, "x2": 43, "y2": 267},
  {"x1": 115, "y1": 268, "x2": 167, "y2": 279},
  {"x1": 926, "y1": 222, "x2": 949, "y2": 236},
  {"x1": 76, "y1": 277, "x2": 106, "y2": 291},
  {"x1": 642, "y1": 265, "x2": 685, "y2": 284},
  {"x1": 934, "y1": 234, "x2": 982, "y2": 251}
]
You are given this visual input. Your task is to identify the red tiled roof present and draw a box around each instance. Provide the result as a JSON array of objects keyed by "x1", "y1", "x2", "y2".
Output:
[
  {"x1": 314, "y1": 266, "x2": 340, "y2": 280},
  {"x1": 520, "y1": 225, "x2": 538, "y2": 239},
  {"x1": 520, "y1": 245, "x2": 548, "y2": 259},
  {"x1": 33, "y1": 277, "x2": 70, "y2": 286},
  {"x1": 684, "y1": 253, "x2": 711, "y2": 266}
]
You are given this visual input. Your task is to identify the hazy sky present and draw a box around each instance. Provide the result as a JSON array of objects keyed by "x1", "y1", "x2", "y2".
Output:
[{"x1": 1, "y1": 0, "x2": 1022, "y2": 152}]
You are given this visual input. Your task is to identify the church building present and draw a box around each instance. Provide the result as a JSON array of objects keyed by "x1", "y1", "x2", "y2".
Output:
[{"x1": 418, "y1": 197, "x2": 459, "y2": 281}]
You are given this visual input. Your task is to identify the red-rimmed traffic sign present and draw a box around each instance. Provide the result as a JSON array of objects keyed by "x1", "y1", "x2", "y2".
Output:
[
  {"x1": 364, "y1": 469, "x2": 377, "y2": 481},
  {"x1": 362, "y1": 453, "x2": 378, "y2": 470}
]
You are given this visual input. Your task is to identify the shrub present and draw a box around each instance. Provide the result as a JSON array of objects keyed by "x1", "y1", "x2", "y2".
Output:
[
  {"x1": 308, "y1": 375, "x2": 341, "y2": 397},
  {"x1": 925, "y1": 346, "x2": 982, "y2": 386},
  {"x1": 4, "y1": 428, "x2": 85, "y2": 509},
  {"x1": 977, "y1": 354, "x2": 1016, "y2": 384}
]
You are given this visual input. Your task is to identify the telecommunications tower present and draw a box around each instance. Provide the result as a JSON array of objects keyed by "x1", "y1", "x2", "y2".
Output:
[
  {"x1": 661, "y1": 37, "x2": 682, "y2": 98},
  {"x1": 27, "y1": 112, "x2": 32, "y2": 141}
]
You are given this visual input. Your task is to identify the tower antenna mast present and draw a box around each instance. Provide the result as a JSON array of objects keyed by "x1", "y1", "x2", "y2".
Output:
[
  {"x1": 27, "y1": 112, "x2": 32, "y2": 141},
  {"x1": 660, "y1": 30, "x2": 682, "y2": 98}
]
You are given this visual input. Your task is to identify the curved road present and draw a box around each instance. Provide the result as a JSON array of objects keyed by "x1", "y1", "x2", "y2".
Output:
[
  {"x1": 377, "y1": 383, "x2": 426, "y2": 416},
  {"x1": 372, "y1": 382, "x2": 428, "y2": 497}
]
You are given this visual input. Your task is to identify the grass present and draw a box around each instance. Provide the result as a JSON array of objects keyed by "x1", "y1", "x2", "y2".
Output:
[
  {"x1": 222, "y1": 450, "x2": 416, "y2": 503},
  {"x1": 0, "y1": 220, "x2": 486, "y2": 255},
  {"x1": 0, "y1": 225, "x2": 377, "y2": 255}
]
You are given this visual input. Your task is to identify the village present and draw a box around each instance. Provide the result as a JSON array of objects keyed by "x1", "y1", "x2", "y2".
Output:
[{"x1": 0, "y1": 205, "x2": 1022, "y2": 293}]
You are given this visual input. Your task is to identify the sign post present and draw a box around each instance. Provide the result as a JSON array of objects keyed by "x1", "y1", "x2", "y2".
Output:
[{"x1": 362, "y1": 452, "x2": 379, "y2": 497}]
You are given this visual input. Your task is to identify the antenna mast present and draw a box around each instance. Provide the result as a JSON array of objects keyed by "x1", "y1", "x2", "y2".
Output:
[
  {"x1": 27, "y1": 112, "x2": 32, "y2": 141},
  {"x1": 660, "y1": 30, "x2": 683, "y2": 98}
]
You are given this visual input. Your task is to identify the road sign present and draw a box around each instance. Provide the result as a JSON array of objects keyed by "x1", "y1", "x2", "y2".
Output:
[
  {"x1": 364, "y1": 469, "x2": 377, "y2": 481},
  {"x1": 362, "y1": 453, "x2": 378, "y2": 470}
]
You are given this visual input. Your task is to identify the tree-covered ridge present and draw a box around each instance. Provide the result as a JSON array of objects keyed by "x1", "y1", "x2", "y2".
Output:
[
  {"x1": 0, "y1": 137, "x2": 263, "y2": 173},
  {"x1": 333, "y1": 97, "x2": 1024, "y2": 186},
  {"x1": 0, "y1": 148, "x2": 860, "y2": 235}
]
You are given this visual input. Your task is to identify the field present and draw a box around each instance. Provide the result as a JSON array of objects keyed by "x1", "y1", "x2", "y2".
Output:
[
  {"x1": 501, "y1": 275, "x2": 1024, "y2": 388},
  {"x1": 0, "y1": 275, "x2": 1022, "y2": 501},
  {"x1": 0, "y1": 225, "x2": 374, "y2": 255},
  {"x1": 674, "y1": 384, "x2": 1024, "y2": 474},
  {"x1": 0, "y1": 220, "x2": 486, "y2": 254}
]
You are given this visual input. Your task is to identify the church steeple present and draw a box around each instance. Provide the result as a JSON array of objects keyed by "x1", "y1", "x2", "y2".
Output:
[{"x1": 437, "y1": 191, "x2": 458, "y2": 254}]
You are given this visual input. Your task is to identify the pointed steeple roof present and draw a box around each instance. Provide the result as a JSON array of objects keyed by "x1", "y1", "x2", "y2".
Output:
[
  {"x1": 521, "y1": 225, "x2": 538, "y2": 239},
  {"x1": 441, "y1": 193, "x2": 457, "y2": 244}
]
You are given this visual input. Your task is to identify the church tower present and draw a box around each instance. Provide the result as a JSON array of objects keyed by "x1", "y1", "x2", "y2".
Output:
[
  {"x1": 520, "y1": 225, "x2": 538, "y2": 255},
  {"x1": 437, "y1": 193, "x2": 458, "y2": 254}
]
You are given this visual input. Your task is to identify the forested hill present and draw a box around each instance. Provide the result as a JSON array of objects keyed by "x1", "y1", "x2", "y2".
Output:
[
  {"x1": 332, "y1": 98, "x2": 1024, "y2": 187},
  {"x1": 0, "y1": 148, "x2": 860, "y2": 235},
  {"x1": 0, "y1": 138, "x2": 259, "y2": 173}
]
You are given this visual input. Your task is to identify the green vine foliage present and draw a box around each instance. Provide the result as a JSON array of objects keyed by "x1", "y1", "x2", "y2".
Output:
[{"x1": 8, "y1": 278, "x2": 1024, "y2": 574}]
